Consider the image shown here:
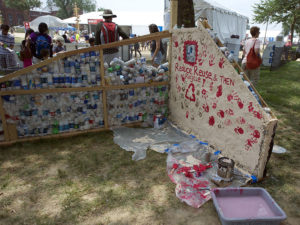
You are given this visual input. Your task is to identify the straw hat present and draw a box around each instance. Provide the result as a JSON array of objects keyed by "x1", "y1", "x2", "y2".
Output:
[
  {"x1": 55, "y1": 35, "x2": 65, "y2": 43},
  {"x1": 102, "y1": 9, "x2": 117, "y2": 18}
]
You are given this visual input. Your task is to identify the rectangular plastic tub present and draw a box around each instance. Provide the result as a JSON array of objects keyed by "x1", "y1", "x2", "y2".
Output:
[{"x1": 211, "y1": 187, "x2": 286, "y2": 225}]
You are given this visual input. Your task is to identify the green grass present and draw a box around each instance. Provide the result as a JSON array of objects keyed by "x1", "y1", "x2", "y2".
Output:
[{"x1": 0, "y1": 61, "x2": 299, "y2": 224}]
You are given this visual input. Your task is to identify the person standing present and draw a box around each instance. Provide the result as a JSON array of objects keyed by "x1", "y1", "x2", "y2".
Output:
[
  {"x1": 95, "y1": 9, "x2": 129, "y2": 64},
  {"x1": 19, "y1": 29, "x2": 34, "y2": 68},
  {"x1": 30, "y1": 23, "x2": 53, "y2": 62},
  {"x1": 148, "y1": 24, "x2": 164, "y2": 67},
  {"x1": 0, "y1": 24, "x2": 17, "y2": 69},
  {"x1": 242, "y1": 26, "x2": 262, "y2": 86},
  {"x1": 53, "y1": 36, "x2": 65, "y2": 54},
  {"x1": 133, "y1": 34, "x2": 142, "y2": 58}
]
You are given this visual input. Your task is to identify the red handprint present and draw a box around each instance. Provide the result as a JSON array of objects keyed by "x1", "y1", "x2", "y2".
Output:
[
  {"x1": 209, "y1": 54, "x2": 215, "y2": 66},
  {"x1": 217, "y1": 110, "x2": 225, "y2": 118},
  {"x1": 234, "y1": 127, "x2": 244, "y2": 135},
  {"x1": 202, "y1": 44, "x2": 208, "y2": 58},
  {"x1": 201, "y1": 89, "x2": 208, "y2": 99},
  {"x1": 218, "y1": 57, "x2": 225, "y2": 69},
  {"x1": 202, "y1": 103, "x2": 209, "y2": 112},
  {"x1": 198, "y1": 52, "x2": 205, "y2": 66}
]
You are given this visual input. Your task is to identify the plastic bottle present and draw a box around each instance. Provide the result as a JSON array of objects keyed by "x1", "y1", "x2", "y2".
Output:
[
  {"x1": 65, "y1": 72, "x2": 71, "y2": 87},
  {"x1": 21, "y1": 75, "x2": 28, "y2": 90},
  {"x1": 52, "y1": 73, "x2": 59, "y2": 88},
  {"x1": 228, "y1": 51, "x2": 235, "y2": 62}
]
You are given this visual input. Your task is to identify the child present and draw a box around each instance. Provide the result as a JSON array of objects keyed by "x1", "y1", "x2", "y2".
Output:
[
  {"x1": 89, "y1": 37, "x2": 95, "y2": 47},
  {"x1": 19, "y1": 28, "x2": 34, "y2": 67},
  {"x1": 148, "y1": 24, "x2": 164, "y2": 67},
  {"x1": 20, "y1": 40, "x2": 33, "y2": 67},
  {"x1": 53, "y1": 36, "x2": 65, "y2": 54}
]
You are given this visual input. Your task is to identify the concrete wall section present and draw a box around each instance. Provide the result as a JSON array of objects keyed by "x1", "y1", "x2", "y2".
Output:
[{"x1": 169, "y1": 27, "x2": 276, "y2": 179}]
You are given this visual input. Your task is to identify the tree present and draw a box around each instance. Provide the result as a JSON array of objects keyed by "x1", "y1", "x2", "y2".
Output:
[
  {"x1": 4, "y1": 0, "x2": 41, "y2": 10},
  {"x1": 253, "y1": 0, "x2": 300, "y2": 44},
  {"x1": 49, "y1": 0, "x2": 96, "y2": 19},
  {"x1": 177, "y1": 0, "x2": 195, "y2": 28},
  {"x1": 97, "y1": 7, "x2": 105, "y2": 12},
  {"x1": 4, "y1": 0, "x2": 41, "y2": 20}
]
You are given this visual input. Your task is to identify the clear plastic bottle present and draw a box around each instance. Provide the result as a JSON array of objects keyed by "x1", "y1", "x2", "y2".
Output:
[{"x1": 228, "y1": 51, "x2": 235, "y2": 62}]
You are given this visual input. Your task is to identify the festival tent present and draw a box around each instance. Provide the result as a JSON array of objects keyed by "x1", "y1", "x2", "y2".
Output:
[
  {"x1": 164, "y1": 0, "x2": 249, "y2": 43},
  {"x1": 30, "y1": 15, "x2": 71, "y2": 32},
  {"x1": 63, "y1": 11, "x2": 164, "y2": 35}
]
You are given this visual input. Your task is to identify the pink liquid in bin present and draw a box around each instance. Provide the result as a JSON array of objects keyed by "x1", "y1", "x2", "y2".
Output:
[
  {"x1": 217, "y1": 196, "x2": 276, "y2": 218},
  {"x1": 211, "y1": 188, "x2": 286, "y2": 225}
]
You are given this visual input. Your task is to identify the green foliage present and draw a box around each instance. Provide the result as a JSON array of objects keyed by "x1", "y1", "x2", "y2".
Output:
[
  {"x1": 4, "y1": 0, "x2": 41, "y2": 11},
  {"x1": 253, "y1": 0, "x2": 300, "y2": 41},
  {"x1": 253, "y1": 0, "x2": 299, "y2": 24},
  {"x1": 282, "y1": 21, "x2": 300, "y2": 37},
  {"x1": 97, "y1": 7, "x2": 105, "y2": 12},
  {"x1": 49, "y1": 0, "x2": 96, "y2": 19}
]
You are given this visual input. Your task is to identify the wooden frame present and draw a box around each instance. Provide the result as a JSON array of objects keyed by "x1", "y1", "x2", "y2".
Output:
[{"x1": 0, "y1": 31, "x2": 171, "y2": 145}]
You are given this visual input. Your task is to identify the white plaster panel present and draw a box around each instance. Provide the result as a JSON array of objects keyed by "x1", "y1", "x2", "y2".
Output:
[{"x1": 169, "y1": 27, "x2": 275, "y2": 177}]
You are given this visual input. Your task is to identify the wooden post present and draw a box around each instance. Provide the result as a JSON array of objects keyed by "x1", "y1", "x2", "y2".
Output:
[
  {"x1": 100, "y1": 49, "x2": 109, "y2": 129},
  {"x1": 74, "y1": 3, "x2": 80, "y2": 32},
  {"x1": 170, "y1": 0, "x2": 178, "y2": 29},
  {"x1": 0, "y1": 97, "x2": 9, "y2": 141}
]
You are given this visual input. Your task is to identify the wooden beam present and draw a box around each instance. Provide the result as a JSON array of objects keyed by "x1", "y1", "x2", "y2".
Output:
[
  {"x1": 0, "y1": 82, "x2": 169, "y2": 96},
  {"x1": 0, "y1": 121, "x2": 144, "y2": 146},
  {"x1": 0, "y1": 97, "x2": 9, "y2": 141},
  {"x1": 170, "y1": 0, "x2": 178, "y2": 29},
  {"x1": 104, "y1": 81, "x2": 169, "y2": 90},
  {"x1": 0, "y1": 86, "x2": 102, "y2": 96},
  {"x1": 98, "y1": 31, "x2": 171, "y2": 49},
  {"x1": 99, "y1": 49, "x2": 109, "y2": 129},
  {"x1": 0, "y1": 127, "x2": 108, "y2": 146}
]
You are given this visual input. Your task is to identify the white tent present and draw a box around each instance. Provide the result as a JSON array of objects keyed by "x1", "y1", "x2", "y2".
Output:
[
  {"x1": 164, "y1": 0, "x2": 249, "y2": 43},
  {"x1": 63, "y1": 11, "x2": 164, "y2": 35},
  {"x1": 30, "y1": 15, "x2": 69, "y2": 31}
]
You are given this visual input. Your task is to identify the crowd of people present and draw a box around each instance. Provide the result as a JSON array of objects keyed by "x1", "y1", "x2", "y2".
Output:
[{"x1": 0, "y1": 9, "x2": 170, "y2": 74}]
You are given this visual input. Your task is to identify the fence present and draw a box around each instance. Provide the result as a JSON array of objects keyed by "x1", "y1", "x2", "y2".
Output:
[{"x1": 0, "y1": 31, "x2": 171, "y2": 145}]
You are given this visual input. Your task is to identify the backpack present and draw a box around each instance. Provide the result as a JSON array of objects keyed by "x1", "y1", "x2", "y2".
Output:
[
  {"x1": 100, "y1": 22, "x2": 119, "y2": 44},
  {"x1": 35, "y1": 34, "x2": 50, "y2": 58},
  {"x1": 246, "y1": 39, "x2": 262, "y2": 69}
]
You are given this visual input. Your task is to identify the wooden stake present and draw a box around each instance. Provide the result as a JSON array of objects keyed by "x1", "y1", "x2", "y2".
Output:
[
  {"x1": 99, "y1": 49, "x2": 109, "y2": 129},
  {"x1": 170, "y1": 0, "x2": 178, "y2": 29},
  {"x1": 0, "y1": 97, "x2": 9, "y2": 141}
]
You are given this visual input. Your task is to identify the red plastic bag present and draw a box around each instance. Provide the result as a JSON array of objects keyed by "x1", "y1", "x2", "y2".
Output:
[{"x1": 246, "y1": 40, "x2": 262, "y2": 69}]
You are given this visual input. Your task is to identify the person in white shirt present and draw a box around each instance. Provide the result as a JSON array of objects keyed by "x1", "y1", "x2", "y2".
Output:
[
  {"x1": 242, "y1": 26, "x2": 261, "y2": 86},
  {"x1": 0, "y1": 24, "x2": 16, "y2": 69}
]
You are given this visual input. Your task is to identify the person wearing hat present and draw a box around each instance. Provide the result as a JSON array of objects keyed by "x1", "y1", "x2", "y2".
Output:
[{"x1": 95, "y1": 9, "x2": 129, "y2": 64}]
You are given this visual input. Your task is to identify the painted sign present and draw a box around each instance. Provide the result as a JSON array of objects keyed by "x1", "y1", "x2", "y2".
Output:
[{"x1": 169, "y1": 27, "x2": 277, "y2": 179}]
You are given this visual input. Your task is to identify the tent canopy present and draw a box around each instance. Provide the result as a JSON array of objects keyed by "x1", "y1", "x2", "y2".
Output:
[
  {"x1": 63, "y1": 11, "x2": 163, "y2": 26},
  {"x1": 30, "y1": 15, "x2": 70, "y2": 32},
  {"x1": 164, "y1": 0, "x2": 249, "y2": 43},
  {"x1": 193, "y1": 0, "x2": 249, "y2": 42},
  {"x1": 63, "y1": 11, "x2": 164, "y2": 35}
]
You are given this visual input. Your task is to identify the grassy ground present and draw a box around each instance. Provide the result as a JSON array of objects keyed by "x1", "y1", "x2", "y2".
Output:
[{"x1": 0, "y1": 61, "x2": 299, "y2": 225}]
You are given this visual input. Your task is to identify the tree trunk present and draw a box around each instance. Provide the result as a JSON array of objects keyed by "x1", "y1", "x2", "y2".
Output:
[
  {"x1": 290, "y1": 15, "x2": 296, "y2": 46},
  {"x1": 177, "y1": 0, "x2": 195, "y2": 28}
]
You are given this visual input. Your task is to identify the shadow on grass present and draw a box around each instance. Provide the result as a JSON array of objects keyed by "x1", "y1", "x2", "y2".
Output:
[{"x1": 1, "y1": 131, "x2": 214, "y2": 225}]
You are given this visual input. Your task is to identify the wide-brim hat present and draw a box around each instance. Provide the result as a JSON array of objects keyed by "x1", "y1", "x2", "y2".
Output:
[{"x1": 102, "y1": 9, "x2": 117, "y2": 18}]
